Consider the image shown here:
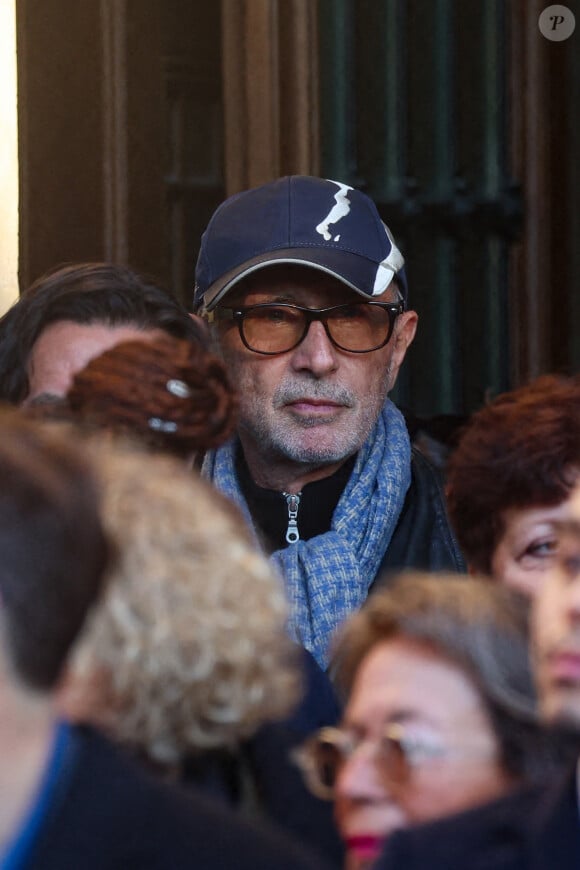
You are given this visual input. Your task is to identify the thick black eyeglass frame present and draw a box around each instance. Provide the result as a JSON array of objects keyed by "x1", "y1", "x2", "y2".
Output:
[{"x1": 210, "y1": 301, "x2": 405, "y2": 355}]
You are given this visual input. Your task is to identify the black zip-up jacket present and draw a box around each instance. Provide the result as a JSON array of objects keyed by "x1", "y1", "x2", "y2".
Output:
[
  {"x1": 374, "y1": 446, "x2": 466, "y2": 582},
  {"x1": 190, "y1": 446, "x2": 465, "y2": 867},
  {"x1": 238, "y1": 446, "x2": 466, "y2": 582}
]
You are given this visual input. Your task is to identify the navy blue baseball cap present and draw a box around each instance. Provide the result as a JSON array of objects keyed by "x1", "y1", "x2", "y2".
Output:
[{"x1": 194, "y1": 176, "x2": 407, "y2": 312}]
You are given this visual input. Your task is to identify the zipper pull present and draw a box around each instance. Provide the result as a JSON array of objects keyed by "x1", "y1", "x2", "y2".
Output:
[{"x1": 283, "y1": 491, "x2": 302, "y2": 544}]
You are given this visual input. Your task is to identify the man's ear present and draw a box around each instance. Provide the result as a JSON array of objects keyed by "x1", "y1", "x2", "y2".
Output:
[{"x1": 386, "y1": 310, "x2": 418, "y2": 391}]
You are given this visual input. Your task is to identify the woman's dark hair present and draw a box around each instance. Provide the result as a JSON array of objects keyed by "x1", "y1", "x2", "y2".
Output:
[
  {"x1": 333, "y1": 572, "x2": 563, "y2": 784},
  {"x1": 0, "y1": 409, "x2": 113, "y2": 689},
  {"x1": 66, "y1": 336, "x2": 237, "y2": 458},
  {"x1": 446, "y1": 374, "x2": 580, "y2": 574},
  {"x1": 0, "y1": 262, "x2": 206, "y2": 403}
]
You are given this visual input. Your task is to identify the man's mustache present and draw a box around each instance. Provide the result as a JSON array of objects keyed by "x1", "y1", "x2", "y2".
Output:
[{"x1": 273, "y1": 382, "x2": 356, "y2": 408}]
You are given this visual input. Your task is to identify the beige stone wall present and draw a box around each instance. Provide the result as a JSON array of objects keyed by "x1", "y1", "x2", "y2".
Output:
[{"x1": 0, "y1": 0, "x2": 18, "y2": 313}]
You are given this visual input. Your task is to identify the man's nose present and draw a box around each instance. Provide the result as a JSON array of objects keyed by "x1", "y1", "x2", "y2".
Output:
[{"x1": 289, "y1": 319, "x2": 338, "y2": 377}]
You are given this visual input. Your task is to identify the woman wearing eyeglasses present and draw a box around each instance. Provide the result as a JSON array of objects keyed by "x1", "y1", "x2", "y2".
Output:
[{"x1": 295, "y1": 573, "x2": 567, "y2": 870}]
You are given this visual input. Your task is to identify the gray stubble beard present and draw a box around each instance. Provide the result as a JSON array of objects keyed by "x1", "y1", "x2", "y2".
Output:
[{"x1": 240, "y1": 369, "x2": 392, "y2": 468}]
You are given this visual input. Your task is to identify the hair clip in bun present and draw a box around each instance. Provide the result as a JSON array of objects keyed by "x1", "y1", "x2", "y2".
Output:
[
  {"x1": 166, "y1": 379, "x2": 191, "y2": 398},
  {"x1": 148, "y1": 417, "x2": 178, "y2": 433}
]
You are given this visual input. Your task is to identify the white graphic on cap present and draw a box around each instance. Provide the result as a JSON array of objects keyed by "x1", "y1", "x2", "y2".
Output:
[
  {"x1": 372, "y1": 222, "x2": 405, "y2": 296},
  {"x1": 316, "y1": 181, "x2": 354, "y2": 241}
]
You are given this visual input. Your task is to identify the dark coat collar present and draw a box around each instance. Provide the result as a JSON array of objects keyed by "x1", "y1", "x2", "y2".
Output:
[{"x1": 526, "y1": 767, "x2": 580, "y2": 870}]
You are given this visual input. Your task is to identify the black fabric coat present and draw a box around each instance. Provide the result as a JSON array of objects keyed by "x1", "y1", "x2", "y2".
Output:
[
  {"x1": 182, "y1": 648, "x2": 344, "y2": 867},
  {"x1": 375, "y1": 768, "x2": 580, "y2": 870},
  {"x1": 18, "y1": 725, "x2": 330, "y2": 870},
  {"x1": 376, "y1": 446, "x2": 466, "y2": 581}
]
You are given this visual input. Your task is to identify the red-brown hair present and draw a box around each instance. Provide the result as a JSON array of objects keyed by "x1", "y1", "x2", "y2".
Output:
[
  {"x1": 67, "y1": 336, "x2": 237, "y2": 458},
  {"x1": 447, "y1": 374, "x2": 580, "y2": 573}
]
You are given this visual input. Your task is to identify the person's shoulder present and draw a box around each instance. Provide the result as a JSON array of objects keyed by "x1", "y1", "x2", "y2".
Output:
[
  {"x1": 139, "y1": 758, "x2": 329, "y2": 869},
  {"x1": 165, "y1": 792, "x2": 332, "y2": 870},
  {"x1": 67, "y1": 726, "x2": 328, "y2": 870},
  {"x1": 409, "y1": 444, "x2": 445, "y2": 490},
  {"x1": 376, "y1": 443, "x2": 466, "y2": 575},
  {"x1": 374, "y1": 784, "x2": 542, "y2": 870}
]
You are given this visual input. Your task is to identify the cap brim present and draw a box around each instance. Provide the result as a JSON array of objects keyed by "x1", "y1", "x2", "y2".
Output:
[{"x1": 200, "y1": 248, "x2": 402, "y2": 311}]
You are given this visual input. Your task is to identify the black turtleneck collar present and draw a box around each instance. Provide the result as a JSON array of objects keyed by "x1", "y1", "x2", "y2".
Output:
[{"x1": 235, "y1": 448, "x2": 357, "y2": 555}]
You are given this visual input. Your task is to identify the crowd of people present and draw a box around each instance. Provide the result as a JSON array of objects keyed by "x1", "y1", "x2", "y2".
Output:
[{"x1": 0, "y1": 175, "x2": 578, "y2": 869}]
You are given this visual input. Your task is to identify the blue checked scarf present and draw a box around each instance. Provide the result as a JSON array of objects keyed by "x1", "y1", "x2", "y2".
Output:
[{"x1": 203, "y1": 400, "x2": 411, "y2": 669}]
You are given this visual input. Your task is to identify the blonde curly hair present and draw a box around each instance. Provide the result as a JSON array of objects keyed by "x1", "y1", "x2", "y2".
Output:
[{"x1": 66, "y1": 441, "x2": 299, "y2": 764}]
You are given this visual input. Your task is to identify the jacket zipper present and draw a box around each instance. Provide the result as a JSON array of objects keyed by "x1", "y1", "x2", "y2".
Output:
[{"x1": 282, "y1": 492, "x2": 302, "y2": 544}]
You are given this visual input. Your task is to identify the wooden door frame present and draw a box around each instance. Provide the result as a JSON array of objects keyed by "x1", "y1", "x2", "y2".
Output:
[
  {"x1": 509, "y1": 0, "x2": 554, "y2": 384},
  {"x1": 16, "y1": 0, "x2": 164, "y2": 289},
  {"x1": 221, "y1": 0, "x2": 320, "y2": 194}
]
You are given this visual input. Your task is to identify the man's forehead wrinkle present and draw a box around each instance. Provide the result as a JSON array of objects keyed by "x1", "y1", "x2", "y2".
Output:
[
  {"x1": 234, "y1": 291, "x2": 305, "y2": 306},
  {"x1": 225, "y1": 274, "x2": 401, "y2": 309}
]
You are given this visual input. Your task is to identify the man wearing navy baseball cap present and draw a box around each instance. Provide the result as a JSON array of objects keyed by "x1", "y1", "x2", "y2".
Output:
[{"x1": 195, "y1": 176, "x2": 465, "y2": 670}]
